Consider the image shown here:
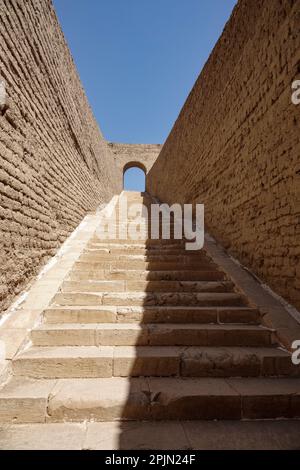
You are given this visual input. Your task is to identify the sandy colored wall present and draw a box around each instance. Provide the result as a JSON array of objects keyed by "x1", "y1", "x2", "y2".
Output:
[
  {"x1": 109, "y1": 142, "x2": 162, "y2": 187},
  {"x1": 0, "y1": 0, "x2": 120, "y2": 313},
  {"x1": 147, "y1": 0, "x2": 300, "y2": 309}
]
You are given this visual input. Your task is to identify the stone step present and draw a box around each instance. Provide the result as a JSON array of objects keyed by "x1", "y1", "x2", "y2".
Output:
[
  {"x1": 0, "y1": 377, "x2": 56, "y2": 424},
  {"x1": 86, "y1": 245, "x2": 190, "y2": 255},
  {"x1": 74, "y1": 261, "x2": 215, "y2": 271},
  {"x1": 95, "y1": 231, "x2": 193, "y2": 239},
  {"x1": 91, "y1": 237, "x2": 191, "y2": 246},
  {"x1": 100, "y1": 214, "x2": 178, "y2": 220},
  {"x1": 114, "y1": 214, "x2": 185, "y2": 219},
  {"x1": 99, "y1": 226, "x2": 186, "y2": 233},
  {"x1": 75, "y1": 259, "x2": 215, "y2": 271},
  {"x1": 61, "y1": 280, "x2": 234, "y2": 294},
  {"x1": 98, "y1": 222, "x2": 183, "y2": 229},
  {"x1": 53, "y1": 291, "x2": 245, "y2": 307},
  {"x1": 69, "y1": 269, "x2": 225, "y2": 282},
  {"x1": 31, "y1": 323, "x2": 273, "y2": 347},
  {"x1": 82, "y1": 250, "x2": 210, "y2": 259},
  {"x1": 46, "y1": 376, "x2": 300, "y2": 421},
  {"x1": 95, "y1": 233, "x2": 156, "y2": 240},
  {"x1": 2, "y1": 420, "x2": 300, "y2": 449},
  {"x1": 1, "y1": 376, "x2": 299, "y2": 423},
  {"x1": 88, "y1": 242, "x2": 186, "y2": 250},
  {"x1": 44, "y1": 306, "x2": 260, "y2": 325},
  {"x1": 3, "y1": 191, "x2": 299, "y2": 438},
  {"x1": 62, "y1": 280, "x2": 125, "y2": 293},
  {"x1": 79, "y1": 252, "x2": 211, "y2": 262},
  {"x1": 12, "y1": 345, "x2": 298, "y2": 379}
]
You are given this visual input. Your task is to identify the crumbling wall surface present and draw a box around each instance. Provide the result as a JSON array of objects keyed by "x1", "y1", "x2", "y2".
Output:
[
  {"x1": 0, "y1": 0, "x2": 120, "y2": 313},
  {"x1": 147, "y1": 0, "x2": 300, "y2": 309}
]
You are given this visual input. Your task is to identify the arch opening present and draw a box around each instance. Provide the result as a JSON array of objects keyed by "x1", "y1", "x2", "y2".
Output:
[{"x1": 123, "y1": 162, "x2": 146, "y2": 192}]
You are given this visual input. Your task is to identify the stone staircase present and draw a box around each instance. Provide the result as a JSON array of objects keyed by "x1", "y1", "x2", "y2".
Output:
[{"x1": 0, "y1": 191, "x2": 300, "y2": 448}]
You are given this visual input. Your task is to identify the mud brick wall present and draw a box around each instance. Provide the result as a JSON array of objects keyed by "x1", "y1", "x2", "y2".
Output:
[
  {"x1": 0, "y1": 0, "x2": 120, "y2": 313},
  {"x1": 108, "y1": 143, "x2": 162, "y2": 188},
  {"x1": 147, "y1": 0, "x2": 300, "y2": 309}
]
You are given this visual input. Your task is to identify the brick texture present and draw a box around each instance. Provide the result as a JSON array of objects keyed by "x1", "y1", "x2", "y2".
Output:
[
  {"x1": 147, "y1": 0, "x2": 300, "y2": 309},
  {"x1": 0, "y1": 0, "x2": 120, "y2": 313},
  {"x1": 108, "y1": 143, "x2": 162, "y2": 188}
]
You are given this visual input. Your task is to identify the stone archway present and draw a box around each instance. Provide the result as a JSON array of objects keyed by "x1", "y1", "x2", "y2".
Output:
[
  {"x1": 108, "y1": 142, "x2": 162, "y2": 192},
  {"x1": 123, "y1": 161, "x2": 147, "y2": 191}
]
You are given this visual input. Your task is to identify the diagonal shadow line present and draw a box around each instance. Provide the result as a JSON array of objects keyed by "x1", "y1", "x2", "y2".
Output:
[{"x1": 117, "y1": 191, "x2": 240, "y2": 449}]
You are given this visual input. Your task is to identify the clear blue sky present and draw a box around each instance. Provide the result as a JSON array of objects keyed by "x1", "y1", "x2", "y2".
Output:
[
  {"x1": 53, "y1": 0, "x2": 237, "y2": 146},
  {"x1": 124, "y1": 167, "x2": 146, "y2": 192}
]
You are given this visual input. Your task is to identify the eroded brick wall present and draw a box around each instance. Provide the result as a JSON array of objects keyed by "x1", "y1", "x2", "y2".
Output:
[
  {"x1": 147, "y1": 0, "x2": 300, "y2": 309},
  {"x1": 0, "y1": 0, "x2": 120, "y2": 313}
]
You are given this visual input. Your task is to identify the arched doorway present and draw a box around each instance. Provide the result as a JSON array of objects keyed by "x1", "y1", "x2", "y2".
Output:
[{"x1": 123, "y1": 162, "x2": 146, "y2": 191}]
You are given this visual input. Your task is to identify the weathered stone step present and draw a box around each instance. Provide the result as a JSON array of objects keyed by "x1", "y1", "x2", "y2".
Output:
[
  {"x1": 94, "y1": 232, "x2": 194, "y2": 240},
  {"x1": 78, "y1": 255, "x2": 216, "y2": 269},
  {"x1": 99, "y1": 226, "x2": 186, "y2": 234},
  {"x1": 12, "y1": 345, "x2": 298, "y2": 379},
  {"x1": 86, "y1": 245, "x2": 189, "y2": 254},
  {"x1": 0, "y1": 378, "x2": 56, "y2": 424},
  {"x1": 88, "y1": 242, "x2": 186, "y2": 249},
  {"x1": 75, "y1": 259, "x2": 215, "y2": 271},
  {"x1": 61, "y1": 280, "x2": 234, "y2": 294},
  {"x1": 69, "y1": 269, "x2": 225, "y2": 282},
  {"x1": 47, "y1": 377, "x2": 300, "y2": 421},
  {"x1": 31, "y1": 323, "x2": 273, "y2": 347},
  {"x1": 1, "y1": 376, "x2": 300, "y2": 423},
  {"x1": 95, "y1": 233, "x2": 160, "y2": 240},
  {"x1": 44, "y1": 306, "x2": 260, "y2": 325},
  {"x1": 53, "y1": 291, "x2": 245, "y2": 307},
  {"x1": 91, "y1": 237, "x2": 186, "y2": 245},
  {"x1": 2, "y1": 420, "x2": 300, "y2": 449},
  {"x1": 79, "y1": 253, "x2": 212, "y2": 263},
  {"x1": 98, "y1": 222, "x2": 183, "y2": 230},
  {"x1": 113, "y1": 346, "x2": 298, "y2": 378},
  {"x1": 91, "y1": 238, "x2": 198, "y2": 248},
  {"x1": 13, "y1": 346, "x2": 114, "y2": 379},
  {"x1": 84, "y1": 248, "x2": 210, "y2": 257}
]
